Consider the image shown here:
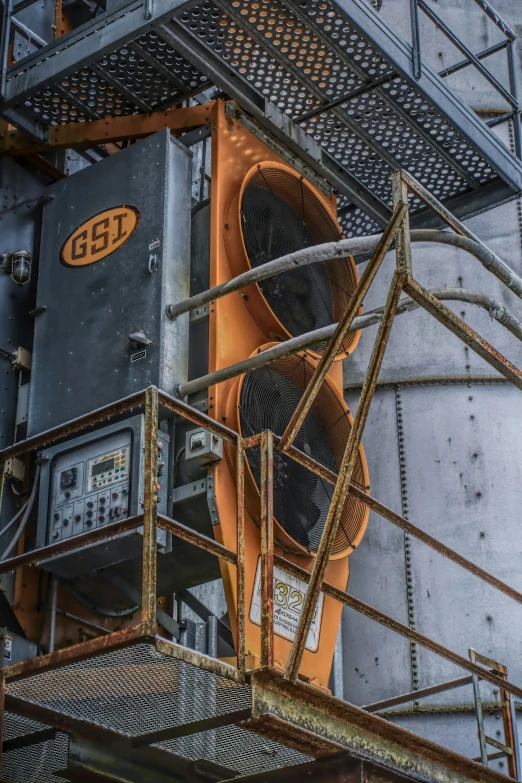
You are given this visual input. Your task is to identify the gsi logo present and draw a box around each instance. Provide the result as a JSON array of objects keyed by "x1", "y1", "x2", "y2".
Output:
[{"x1": 60, "y1": 206, "x2": 140, "y2": 267}]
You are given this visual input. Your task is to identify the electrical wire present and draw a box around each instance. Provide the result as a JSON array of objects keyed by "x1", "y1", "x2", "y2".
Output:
[
  {"x1": 61, "y1": 579, "x2": 139, "y2": 618},
  {"x1": 0, "y1": 465, "x2": 41, "y2": 561}
]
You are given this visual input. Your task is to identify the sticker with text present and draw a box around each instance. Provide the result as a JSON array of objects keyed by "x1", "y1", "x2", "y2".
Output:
[{"x1": 249, "y1": 558, "x2": 324, "y2": 652}]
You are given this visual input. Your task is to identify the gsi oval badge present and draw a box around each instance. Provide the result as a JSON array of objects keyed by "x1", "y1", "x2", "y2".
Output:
[{"x1": 60, "y1": 206, "x2": 140, "y2": 267}]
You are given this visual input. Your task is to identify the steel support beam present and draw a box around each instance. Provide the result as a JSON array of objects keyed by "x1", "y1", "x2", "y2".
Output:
[{"x1": 249, "y1": 669, "x2": 512, "y2": 783}]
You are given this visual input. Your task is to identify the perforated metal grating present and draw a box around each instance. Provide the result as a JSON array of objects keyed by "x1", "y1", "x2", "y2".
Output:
[
  {"x1": 4, "y1": 642, "x2": 312, "y2": 777},
  {"x1": 6, "y1": 643, "x2": 251, "y2": 737},
  {"x1": 159, "y1": 723, "x2": 312, "y2": 775},
  {"x1": 4, "y1": 0, "x2": 522, "y2": 232},
  {"x1": 3, "y1": 714, "x2": 69, "y2": 783}
]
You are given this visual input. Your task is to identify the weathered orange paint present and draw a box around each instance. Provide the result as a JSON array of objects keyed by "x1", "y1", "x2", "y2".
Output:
[{"x1": 209, "y1": 101, "x2": 368, "y2": 687}]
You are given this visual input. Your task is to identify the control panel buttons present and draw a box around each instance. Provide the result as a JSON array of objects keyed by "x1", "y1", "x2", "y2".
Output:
[
  {"x1": 74, "y1": 514, "x2": 81, "y2": 522},
  {"x1": 53, "y1": 531, "x2": 59, "y2": 539},
  {"x1": 63, "y1": 519, "x2": 69, "y2": 527},
  {"x1": 98, "y1": 515, "x2": 105, "y2": 523},
  {"x1": 54, "y1": 513, "x2": 60, "y2": 521},
  {"x1": 87, "y1": 501, "x2": 94, "y2": 509},
  {"x1": 86, "y1": 519, "x2": 92, "y2": 526},
  {"x1": 86, "y1": 510, "x2": 93, "y2": 518}
]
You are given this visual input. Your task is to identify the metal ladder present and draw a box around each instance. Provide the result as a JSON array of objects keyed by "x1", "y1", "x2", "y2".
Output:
[{"x1": 470, "y1": 648, "x2": 521, "y2": 780}]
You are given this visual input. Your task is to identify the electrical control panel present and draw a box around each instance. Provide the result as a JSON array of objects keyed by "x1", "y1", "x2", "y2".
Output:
[{"x1": 36, "y1": 415, "x2": 170, "y2": 578}]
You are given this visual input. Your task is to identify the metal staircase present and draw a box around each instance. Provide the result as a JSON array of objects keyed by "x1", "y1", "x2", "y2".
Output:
[{"x1": 2, "y1": 0, "x2": 522, "y2": 236}]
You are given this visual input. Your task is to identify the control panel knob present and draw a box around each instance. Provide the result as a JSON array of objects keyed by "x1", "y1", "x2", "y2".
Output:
[
  {"x1": 53, "y1": 531, "x2": 59, "y2": 539},
  {"x1": 64, "y1": 491, "x2": 71, "y2": 499},
  {"x1": 99, "y1": 497, "x2": 106, "y2": 504},
  {"x1": 87, "y1": 501, "x2": 94, "y2": 508},
  {"x1": 63, "y1": 519, "x2": 69, "y2": 526},
  {"x1": 98, "y1": 515, "x2": 105, "y2": 523},
  {"x1": 86, "y1": 519, "x2": 92, "y2": 526},
  {"x1": 86, "y1": 510, "x2": 93, "y2": 518},
  {"x1": 74, "y1": 514, "x2": 81, "y2": 522},
  {"x1": 54, "y1": 513, "x2": 60, "y2": 521},
  {"x1": 112, "y1": 492, "x2": 118, "y2": 499}
]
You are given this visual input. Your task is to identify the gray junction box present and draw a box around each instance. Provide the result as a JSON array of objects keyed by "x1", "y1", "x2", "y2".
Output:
[{"x1": 28, "y1": 129, "x2": 191, "y2": 436}]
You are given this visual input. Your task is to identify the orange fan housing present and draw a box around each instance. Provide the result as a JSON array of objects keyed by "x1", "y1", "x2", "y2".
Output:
[{"x1": 208, "y1": 101, "x2": 369, "y2": 688}]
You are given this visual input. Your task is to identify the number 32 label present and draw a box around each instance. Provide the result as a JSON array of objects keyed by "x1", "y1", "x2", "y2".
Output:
[{"x1": 249, "y1": 558, "x2": 324, "y2": 652}]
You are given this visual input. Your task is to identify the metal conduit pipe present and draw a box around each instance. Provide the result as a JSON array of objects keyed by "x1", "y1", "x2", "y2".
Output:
[
  {"x1": 166, "y1": 231, "x2": 522, "y2": 321},
  {"x1": 175, "y1": 288, "x2": 522, "y2": 398}
]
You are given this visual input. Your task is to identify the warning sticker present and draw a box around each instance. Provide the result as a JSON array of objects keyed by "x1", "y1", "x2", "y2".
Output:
[
  {"x1": 249, "y1": 558, "x2": 324, "y2": 652},
  {"x1": 4, "y1": 635, "x2": 12, "y2": 661}
]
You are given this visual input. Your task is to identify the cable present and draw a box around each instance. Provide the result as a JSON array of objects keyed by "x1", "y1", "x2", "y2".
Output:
[
  {"x1": 61, "y1": 579, "x2": 139, "y2": 618},
  {"x1": 0, "y1": 496, "x2": 30, "y2": 539},
  {"x1": 0, "y1": 465, "x2": 41, "y2": 562}
]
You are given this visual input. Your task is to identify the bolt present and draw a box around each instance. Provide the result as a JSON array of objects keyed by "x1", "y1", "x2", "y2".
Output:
[
  {"x1": 476, "y1": 491, "x2": 482, "y2": 497},
  {"x1": 480, "y1": 531, "x2": 485, "y2": 538}
]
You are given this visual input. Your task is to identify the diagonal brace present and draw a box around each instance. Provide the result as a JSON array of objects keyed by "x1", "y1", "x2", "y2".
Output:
[
  {"x1": 285, "y1": 270, "x2": 405, "y2": 682},
  {"x1": 404, "y1": 278, "x2": 522, "y2": 391},
  {"x1": 278, "y1": 202, "x2": 407, "y2": 453}
]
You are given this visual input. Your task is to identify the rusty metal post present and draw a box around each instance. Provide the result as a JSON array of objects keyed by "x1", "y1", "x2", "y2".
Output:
[
  {"x1": 141, "y1": 386, "x2": 159, "y2": 633},
  {"x1": 404, "y1": 278, "x2": 522, "y2": 390},
  {"x1": 260, "y1": 430, "x2": 274, "y2": 668},
  {"x1": 278, "y1": 201, "x2": 407, "y2": 453},
  {"x1": 285, "y1": 268, "x2": 405, "y2": 682},
  {"x1": 393, "y1": 171, "x2": 412, "y2": 277},
  {"x1": 236, "y1": 437, "x2": 246, "y2": 673},
  {"x1": 499, "y1": 671, "x2": 518, "y2": 779}
]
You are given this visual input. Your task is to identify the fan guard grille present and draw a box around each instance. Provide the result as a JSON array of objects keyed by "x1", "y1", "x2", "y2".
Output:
[
  {"x1": 240, "y1": 165, "x2": 359, "y2": 355},
  {"x1": 238, "y1": 354, "x2": 368, "y2": 556}
]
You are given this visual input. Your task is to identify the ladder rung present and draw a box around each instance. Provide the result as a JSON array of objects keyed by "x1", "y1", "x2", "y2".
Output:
[
  {"x1": 485, "y1": 735, "x2": 513, "y2": 756},
  {"x1": 473, "y1": 751, "x2": 508, "y2": 762}
]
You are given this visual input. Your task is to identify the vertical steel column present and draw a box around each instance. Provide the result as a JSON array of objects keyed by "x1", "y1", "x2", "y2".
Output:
[
  {"x1": 0, "y1": 0, "x2": 12, "y2": 101},
  {"x1": 0, "y1": 631, "x2": 5, "y2": 777},
  {"x1": 470, "y1": 661, "x2": 488, "y2": 766},
  {"x1": 507, "y1": 41, "x2": 522, "y2": 160},
  {"x1": 141, "y1": 386, "x2": 159, "y2": 632},
  {"x1": 0, "y1": 460, "x2": 5, "y2": 536},
  {"x1": 509, "y1": 696, "x2": 522, "y2": 781},
  {"x1": 260, "y1": 430, "x2": 274, "y2": 669},
  {"x1": 285, "y1": 266, "x2": 406, "y2": 682},
  {"x1": 236, "y1": 437, "x2": 246, "y2": 673},
  {"x1": 48, "y1": 576, "x2": 58, "y2": 653},
  {"x1": 410, "y1": 0, "x2": 422, "y2": 80},
  {"x1": 500, "y1": 678, "x2": 518, "y2": 779}
]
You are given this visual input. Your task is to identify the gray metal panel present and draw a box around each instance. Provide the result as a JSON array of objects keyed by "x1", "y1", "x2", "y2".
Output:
[{"x1": 27, "y1": 129, "x2": 191, "y2": 435}]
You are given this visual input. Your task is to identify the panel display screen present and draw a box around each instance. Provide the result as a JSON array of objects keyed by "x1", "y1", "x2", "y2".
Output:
[{"x1": 92, "y1": 457, "x2": 115, "y2": 477}]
